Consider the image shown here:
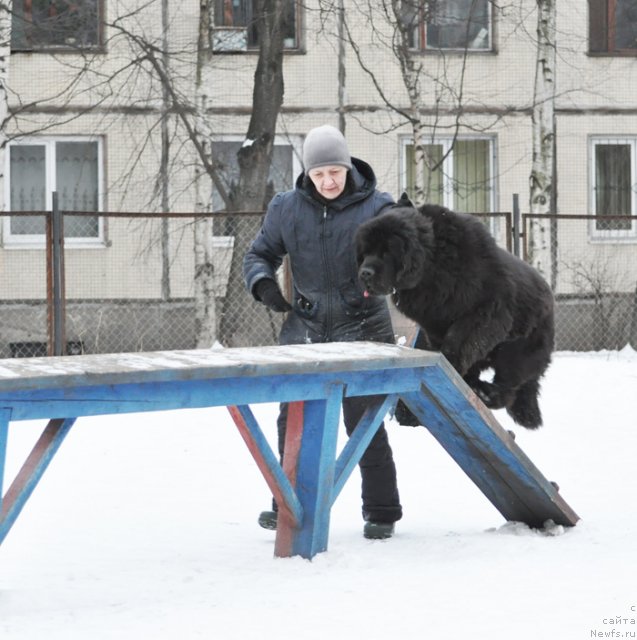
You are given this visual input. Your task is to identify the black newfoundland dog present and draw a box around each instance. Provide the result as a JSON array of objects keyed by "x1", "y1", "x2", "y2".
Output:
[{"x1": 356, "y1": 195, "x2": 554, "y2": 429}]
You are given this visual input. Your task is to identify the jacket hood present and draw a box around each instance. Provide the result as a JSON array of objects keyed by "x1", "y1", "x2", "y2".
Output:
[{"x1": 295, "y1": 157, "x2": 377, "y2": 211}]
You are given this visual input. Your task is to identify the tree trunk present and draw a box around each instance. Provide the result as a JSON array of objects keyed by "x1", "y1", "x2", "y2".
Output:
[
  {"x1": 529, "y1": 0, "x2": 556, "y2": 276},
  {"x1": 0, "y1": 0, "x2": 12, "y2": 211},
  {"x1": 192, "y1": 0, "x2": 218, "y2": 348},
  {"x1": 219, "y1": 0, "x2": 286, "y2": 347}
]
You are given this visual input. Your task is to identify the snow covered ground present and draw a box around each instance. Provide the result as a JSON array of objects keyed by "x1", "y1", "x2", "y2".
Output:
[{"x1": 1, "y1": 348, "x2": 636, "y2": 640}]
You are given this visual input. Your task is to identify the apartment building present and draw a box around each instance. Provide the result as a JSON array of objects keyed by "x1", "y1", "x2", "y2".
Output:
[{"x1": 1, "y1": 0, "x2": 636, "y2": 353}]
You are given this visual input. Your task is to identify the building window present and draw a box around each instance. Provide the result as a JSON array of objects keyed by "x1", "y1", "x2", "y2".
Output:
[
  {"x1": 590, "y1": 138, "x2": 637, "y2": 238},
  {"x1": 401, "y1": 0, "x2": 491, "y2": 51},
  {"x1": 11, "y1": 0, "x2": 101, "y2": 51},
  {"x1": 402, "y1": 137, "x2": 495, "y2": 214},
  {"x1": 4, "y1": 138, "x2": 104, "y2": 245},
  {"x1": 210, "y1": 135, "x2": 302, "y2": 210},
  {"x1": 589, "y1": 0, "x2": 637, "y2": 54},
  {"x1": 213, "y1": 0, "x2": 299, "y2": 51}
]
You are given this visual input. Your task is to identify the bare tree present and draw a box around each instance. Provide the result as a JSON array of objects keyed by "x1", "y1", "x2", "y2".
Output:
[
  {"x1": 565, "y1": 254, "x2": 632, "y2": 350},
  {"x1": 324, "y1": 0, "x2": 501, "y2": 207},
  {"x1": 219, "y1": 0, "x2": 287, "y2": 347},
  {"x1": 3, "y1": 0, "x2": 290, "y2": 348}
]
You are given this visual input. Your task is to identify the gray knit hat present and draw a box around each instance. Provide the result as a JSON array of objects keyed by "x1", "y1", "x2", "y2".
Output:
[{"x1": 302, "y1": 125, "x2": 352, "y2": 173}]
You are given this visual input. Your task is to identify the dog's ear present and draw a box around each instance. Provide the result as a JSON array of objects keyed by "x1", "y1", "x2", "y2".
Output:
[{"x1": 395, "y1": 192, "x2": 415, "y2": 208}]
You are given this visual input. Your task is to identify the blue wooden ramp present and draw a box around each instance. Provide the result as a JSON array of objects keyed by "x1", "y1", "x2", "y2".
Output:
[{"x1": 0, "y1": 343, "x2": 578, "y2": 562}]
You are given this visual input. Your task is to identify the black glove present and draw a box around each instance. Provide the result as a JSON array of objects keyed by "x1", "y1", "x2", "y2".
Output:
[{"x1": 255, "y1": 279, "x2": 292, "y2": 313}]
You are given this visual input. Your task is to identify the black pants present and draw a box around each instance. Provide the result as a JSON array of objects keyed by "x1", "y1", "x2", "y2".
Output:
[{"x1": 274, "y1": 395, "x2": 402, "y2": 524}]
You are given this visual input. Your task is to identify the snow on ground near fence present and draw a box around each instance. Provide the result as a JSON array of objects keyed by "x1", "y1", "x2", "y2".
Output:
[{"x1": 0, "y1": 349, "x2": 636, "y2": 640}]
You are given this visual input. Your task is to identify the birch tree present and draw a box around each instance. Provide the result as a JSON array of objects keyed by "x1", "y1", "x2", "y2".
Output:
[
  {"x1": 0, "y1": 0, "x2": 11, "y2": 211},
  {"x1": 193, "y1": 0, "x2": 218, "y2": 348},
  {"x1": 528, "y1": 0, "x2": 556, "y2": 278}
]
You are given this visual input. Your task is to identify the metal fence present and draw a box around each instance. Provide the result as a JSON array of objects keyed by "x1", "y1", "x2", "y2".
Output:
[
  {"x1": 522, "y1": 214, "x2": 637, "y2": 351},
  {"x1": 0, "y1": 207, "x2": 636, "y2": 358}
]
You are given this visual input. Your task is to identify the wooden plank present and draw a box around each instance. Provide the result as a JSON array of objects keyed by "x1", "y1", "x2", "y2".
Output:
[
  {"x1": 276, "y1": 386, "x2": 343, "y2": 559},
  {"x1": 0, "y1": 410, "x2": 9, "y2": 515},
  {"x1": 332, "y1": 394, "x2": 397, "y2": 505},
  {"x1": 401, "y1": 362, "x2": 579, "y2": 528},
  {"x1": 0, "y1": 368, "x2": 427, "y2": 422},
  {"x1": 274, "y1": 401, "x2": 305, "y2": 558},
  {"x1": 0, "y1": 343, "x2": 441, "y2": 392},
  {"x1": 227, "y1": 405, "x2": 302, "y2": 529},
  {"x1": 0, "y1": 418, "x2": 77, "y2": 545}
]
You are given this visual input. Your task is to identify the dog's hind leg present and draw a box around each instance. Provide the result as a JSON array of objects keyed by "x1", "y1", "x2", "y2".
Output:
[{"x1": 441, "y1": 304, "x2": 513, "y2": 376}]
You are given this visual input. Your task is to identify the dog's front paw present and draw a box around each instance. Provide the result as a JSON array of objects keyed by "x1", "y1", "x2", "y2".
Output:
[{"x1": 471, "y1": 380, "x2": 504, "y2": 409}]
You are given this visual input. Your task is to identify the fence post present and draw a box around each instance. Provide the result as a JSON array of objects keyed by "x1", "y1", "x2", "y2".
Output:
[
  {"x1": 50, "y1": 192, "x2": 65, "y2": 356},
  {"x1": 512, "y1": 193, "x2": 521, "y2": 258}
]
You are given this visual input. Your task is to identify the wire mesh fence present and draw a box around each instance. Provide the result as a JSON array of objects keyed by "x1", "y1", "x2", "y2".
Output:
[
  {"x1": 1, "y1": 209, "x2": 636, "y2": 358},
  {"x1": 523, "y1": 214, "x2": 637, "y2": 351}
]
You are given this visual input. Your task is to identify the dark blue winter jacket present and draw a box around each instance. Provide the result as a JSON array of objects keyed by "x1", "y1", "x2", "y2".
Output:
[{"x1": 243, "y1": 157, "x2": 395, "y2": 345}]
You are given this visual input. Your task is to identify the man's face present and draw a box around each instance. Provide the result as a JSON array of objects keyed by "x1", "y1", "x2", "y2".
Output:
[{"x1": 307, "y1": 165, "x2": 348, "y2": 200}]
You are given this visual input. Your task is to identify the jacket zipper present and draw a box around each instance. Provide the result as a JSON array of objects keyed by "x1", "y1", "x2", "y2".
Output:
[{"x1": 321, "y1": 204, "x2": 332, "y2": 341}]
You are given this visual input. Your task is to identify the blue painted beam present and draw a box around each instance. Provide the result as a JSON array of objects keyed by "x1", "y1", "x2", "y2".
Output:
[
  {"x1": 0, "y1": 409, "x2": 10, "y2": 516},
  {"x1": 401, "y1": 362, "x2": 579, "y2": 528},
  {"x1": 332, "y1": 394, "x2": 397, "y2": 505},
  {"x1": 0, "y1": 369, "x2": 426, "y2": 422}
]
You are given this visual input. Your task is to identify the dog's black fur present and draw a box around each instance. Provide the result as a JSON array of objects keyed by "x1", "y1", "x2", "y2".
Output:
[{"x1": 356, "y1": 195, "x2": 554, "y2": 428}]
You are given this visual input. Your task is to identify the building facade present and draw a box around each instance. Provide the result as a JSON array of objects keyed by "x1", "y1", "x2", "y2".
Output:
[{"x1": 1, "y1": 0, "x2": 636, "y2": 353}]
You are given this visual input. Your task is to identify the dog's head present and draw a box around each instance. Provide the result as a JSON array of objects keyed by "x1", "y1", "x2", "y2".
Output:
[{"x1": 356, "y1": 200, "x2": 434, "y2": 296}]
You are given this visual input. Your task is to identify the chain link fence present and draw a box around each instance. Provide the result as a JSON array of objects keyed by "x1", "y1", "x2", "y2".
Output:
[
  {"x1": 1, "y1": 210, "x2": 636, "y2": 357},
  {"x1": 523, "y1": 214, "x2": 637, "y2": 351}
]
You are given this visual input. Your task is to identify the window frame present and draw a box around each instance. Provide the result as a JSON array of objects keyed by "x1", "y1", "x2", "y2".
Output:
[
  {"x1": 588, "y1": 136, "x2": 637, "y2": 242},
  {"x1": 589, "y1": 0, "x2": 637, "y2": 56},
  {"x1": 209, "y1": 133, "x2": 304, "y2": 210},
  {"x1": 3, "y1": 136, "x2": 105, "y2": 249},
  {"x1": 405, "y1": 0, "x2": 493, "y2": 53},
  {"x1": 400, "y1": 135, "x2": 497, "y2": 213},
  {"x1": 10, "y1": 0, "x2": 104, "y2": 53},
  {"x1": 212, "y1": 0, "x2": 302, "y2": 52}
]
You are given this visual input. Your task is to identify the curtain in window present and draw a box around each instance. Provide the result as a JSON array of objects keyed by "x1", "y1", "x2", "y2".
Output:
[
  {"x1": 406, "y1": 139, "x2": 491, "y2": 212},
  {"x1": 454, "y1": 139, "x2": 490, "y2": 213},
  {"x1": 9, "y1": 145, "x2": 46, "y2": 235},
  {"x1": 595, "y1": 143, "x2": 632, "y2": 230},
  {"x1": 427, "y1": 0, "x2": 490, "y2": 49},
  {"x1": 9, "y1": 141, "x2": 100, "y2": 239},
  {"x1": 57, "y1": 141, "x2": 100, "y2": 237}
]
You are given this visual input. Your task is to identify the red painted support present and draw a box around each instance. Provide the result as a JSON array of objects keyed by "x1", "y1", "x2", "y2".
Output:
[
  {"x1": 0, "y1": 418, "x2": 76, "y2": 544},
  {"x1": 227, "y1": 405, "x2": 302, "y2": 529},
  {"x1": 274, "y1": 401, "x2": 305, "y2": 557}
]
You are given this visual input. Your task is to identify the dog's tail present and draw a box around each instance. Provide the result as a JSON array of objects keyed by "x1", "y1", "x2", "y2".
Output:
[{"x1": 507, "y1": 379, "x2": 543, "y2": 429}]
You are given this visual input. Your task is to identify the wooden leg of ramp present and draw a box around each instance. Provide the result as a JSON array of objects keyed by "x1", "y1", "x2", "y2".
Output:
[
  {"x1": 401, "y1": 364, "x2": 579, "y2": 528},
  {"x1": 275, "y1": 385, "x2": 344, "y2": 559},
  {"x1": 0, "y1": 417, "x2": 77, "y2": 545}
]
